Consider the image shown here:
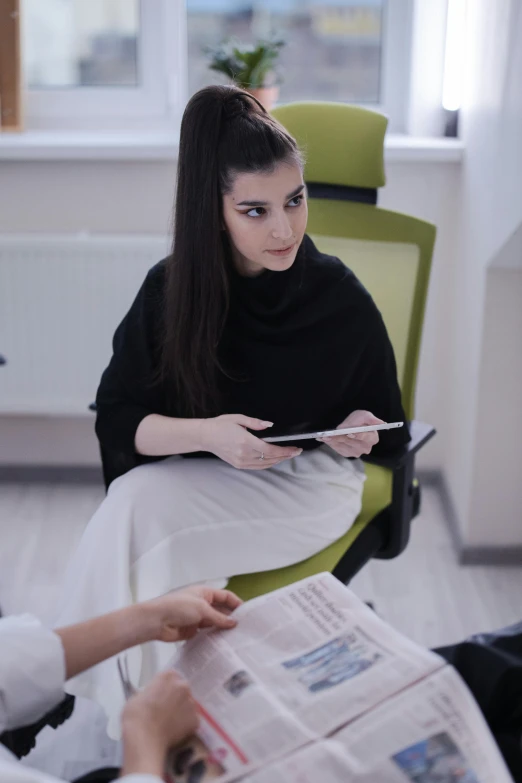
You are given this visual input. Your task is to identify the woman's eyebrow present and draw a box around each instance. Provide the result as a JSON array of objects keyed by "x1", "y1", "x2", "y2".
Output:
[{"x1": 236, "y1": 184, "x2": 305, "y2": 207}]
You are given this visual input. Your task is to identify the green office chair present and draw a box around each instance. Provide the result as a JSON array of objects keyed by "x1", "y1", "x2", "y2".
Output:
[{"x1": 227, "y1": 102, "x2": 436, "y2": 600}]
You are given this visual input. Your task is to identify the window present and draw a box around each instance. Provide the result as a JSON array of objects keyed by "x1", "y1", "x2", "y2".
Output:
[
  {"x1": 186, "y1": 0, "x2": 413, "y2": 132},
  {"x1": 22, "y1": 0, "x2": 184, "y2": 130},
  {"x1": 19, "y1": 0, "x2": 412, "y2": 133},
  {"x1": 24, "y1": 0, "x2": 140, "y2": 88}
]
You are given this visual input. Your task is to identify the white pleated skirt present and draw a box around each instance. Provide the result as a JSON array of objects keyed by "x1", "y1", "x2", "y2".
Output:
[{"x1": 54, "y1": 447, "x2": 365, "y2": 735}]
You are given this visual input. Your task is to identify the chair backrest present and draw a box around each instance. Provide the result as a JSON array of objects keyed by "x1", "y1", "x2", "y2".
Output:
[{"x1": 272, "y1": 102, "x2": 436, "y2": 420}]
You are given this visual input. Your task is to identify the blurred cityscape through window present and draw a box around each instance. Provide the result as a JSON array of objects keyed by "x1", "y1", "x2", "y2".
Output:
[
  {"x1": 187, "y1": 0, "x2": 384, "y2": 104},
  {"x1": 23, "y1": 0, "x2": 139, "y2": 88}
]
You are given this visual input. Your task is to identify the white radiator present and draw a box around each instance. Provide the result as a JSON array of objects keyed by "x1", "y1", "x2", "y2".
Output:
[{"x1": 0, "y1": 234, "x2": 170, "y2": 415}]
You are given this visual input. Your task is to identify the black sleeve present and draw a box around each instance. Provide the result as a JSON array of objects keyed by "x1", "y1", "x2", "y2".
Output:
[
  {"x1": 349, "y1": 303, "x2": 411, "y2": 457},
  {"x1": 95, "y1": 263, "x2": 166, "y2": 454}
]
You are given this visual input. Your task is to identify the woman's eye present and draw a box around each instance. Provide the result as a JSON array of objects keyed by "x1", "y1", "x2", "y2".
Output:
[
  {"x1": 244, "y1": 195, "x2": 302, "y2": 218},
  {"x1": 288, "y1": 195, "x2": 303, "y2": 207}
]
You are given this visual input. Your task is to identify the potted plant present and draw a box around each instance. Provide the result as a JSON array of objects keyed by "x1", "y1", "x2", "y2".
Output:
[{"x1": 206, "y1": 38, "x2": 285, "y2": 111}]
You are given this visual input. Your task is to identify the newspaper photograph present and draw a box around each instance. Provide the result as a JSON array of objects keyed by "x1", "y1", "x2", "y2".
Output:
[
  {"x1": 280, "y1": 629, "x2": 384, "y2": 693},
  {"x1": 165, "y1": 709, "x2": 248, "y2": 783}
]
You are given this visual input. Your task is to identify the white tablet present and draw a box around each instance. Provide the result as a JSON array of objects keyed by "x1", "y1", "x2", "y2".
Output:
[{"x1": 263, "y1": 421, "x2": 404, "y2": 443}]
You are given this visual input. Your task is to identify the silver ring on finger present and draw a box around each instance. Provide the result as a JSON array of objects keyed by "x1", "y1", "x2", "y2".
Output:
[{"x1": 259, "y1": 452, "x2": 265, "y2": 461}]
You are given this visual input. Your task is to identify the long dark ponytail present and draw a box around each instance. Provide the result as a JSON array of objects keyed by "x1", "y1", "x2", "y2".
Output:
[{"x1": 161, "y1": 85, "x2": 303, "y2": 417}]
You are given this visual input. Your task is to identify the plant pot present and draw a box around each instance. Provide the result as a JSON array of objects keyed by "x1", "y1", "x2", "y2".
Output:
[{"x1": 244, "y1": 86, "x2": 279, "y2": 112}]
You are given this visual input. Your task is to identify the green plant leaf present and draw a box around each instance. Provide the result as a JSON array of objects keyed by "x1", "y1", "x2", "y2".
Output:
[{"x1": 205, "y1": 37, "x2": 285, "y2": 88}]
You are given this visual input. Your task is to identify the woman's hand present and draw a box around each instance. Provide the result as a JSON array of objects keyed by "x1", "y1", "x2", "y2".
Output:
[
  {"x1": 200, "y1": 413, "x2": 302, "y2": 470},
  {"x1": 55, "y1": 587, "x2": 242, "y2": 681},
  {"x1": 317, "y1": 410, "x2": 384, "y2": 458},
  {"x1": 121, "y1": 670, "x2": 199, "y2": 778},
  {"x1": 145, "y1": 585, "x2": 243, "y2": 643}
]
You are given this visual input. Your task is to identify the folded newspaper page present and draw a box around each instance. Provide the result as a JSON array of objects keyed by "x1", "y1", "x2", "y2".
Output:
[
  {"x1": 244, "y1": 666, "x2": 514, "y2": 783},
  {"x1": 165, "y1": 572, "x2": 445, "y2": 782}
]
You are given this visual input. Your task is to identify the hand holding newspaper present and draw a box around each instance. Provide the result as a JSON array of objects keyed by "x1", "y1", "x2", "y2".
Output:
[{"x1": 118, "y1": 573, "x2": 513, "y2": 783}]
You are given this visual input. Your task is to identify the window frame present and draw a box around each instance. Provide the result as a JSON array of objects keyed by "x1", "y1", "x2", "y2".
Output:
[
  {"x1": 377, "y1": 0, "x2": 414, "y2": 133},
  {"x1": 23, "y1": 0, "x2": 412, "y2": 134},
  {"x1": 24, "y1": 0, "x2": 187, "y2": 131}
]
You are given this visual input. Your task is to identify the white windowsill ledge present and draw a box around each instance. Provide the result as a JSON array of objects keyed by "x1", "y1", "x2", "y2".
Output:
[{"x1": 0, "y1": 130, "x2": 464, "y2": 163}]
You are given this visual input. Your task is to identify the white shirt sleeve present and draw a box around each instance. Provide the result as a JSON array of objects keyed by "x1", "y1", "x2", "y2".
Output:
[
  {"x1": 0, "y1": 748, "x2": 163, "y2": 783},
  {"x1": 0, "y1": 615, "x2": 164, "y2": 783},
  {"x1": 0, "y1": 614, "x2": 66, "y2": 733}
]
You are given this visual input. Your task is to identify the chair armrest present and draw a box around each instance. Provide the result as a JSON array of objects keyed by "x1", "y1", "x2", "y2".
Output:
[
  {"x1": 363, "y1": 420, "x2": 436, "y2": 470},
  {"x1": 0, "y1": 354, "x2": 6, "y2": 366},
  {"x1": 365, "y1": 420, "x2": 436, "y2": 561},
  {"x1": 332, "y1": 420, "x2": 437, "y2": 581}
]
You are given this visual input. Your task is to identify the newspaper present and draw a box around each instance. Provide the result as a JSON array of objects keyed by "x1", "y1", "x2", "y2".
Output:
[
  {"x1": 116, "y1": 572, "x2": 513, "y2": 782},
  {"x1": 164, "y1": 572, "x2": 480, "y2": 783}
]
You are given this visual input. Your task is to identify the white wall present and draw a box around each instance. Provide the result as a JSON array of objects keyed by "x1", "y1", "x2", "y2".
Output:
[
  {"x1": 469, "y1": 262, "x2": 522, "y2": 546},
  {"x1": 443, "y1": 0, "x2": 522, "y2": 546},
  {"x1": 469, "y1": 221, "x2": 522, "y2": 545},
  {"x1": 382, "y1": 161, "x2": 460, "y2": 472},
  {"x1": 0, "y1": 160, "x2": 174, "y2": 466},
  {"x1": 0, "y1": 161, "x2": 176, "y2": 234},
  {"x1": 0, "y1": 156, "x2": 460, "y2": 469}
]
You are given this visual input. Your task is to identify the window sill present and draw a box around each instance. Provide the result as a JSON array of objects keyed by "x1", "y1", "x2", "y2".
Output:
[
  {"x1": 0, "y1": 130, "x2": 179, "y2": 161},
  {"x1": 385, "y1": 135, "x2": 464, "y2": 163},
  {"x1": 0, "y1": 130, "x2": 464, "y2": 163}
]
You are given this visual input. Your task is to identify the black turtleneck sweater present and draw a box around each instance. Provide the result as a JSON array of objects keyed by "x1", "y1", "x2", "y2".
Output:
[{"x1": 95, "y1": 235, "x2": 410, "y2": 462}]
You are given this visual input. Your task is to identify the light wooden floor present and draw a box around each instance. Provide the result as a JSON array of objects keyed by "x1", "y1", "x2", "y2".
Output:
[
  {"x1": 1, "y1": 480, "x2": 522, "y2": 777},
  {"x1": 1, "y1": 481, "x2": 521, "y2": 647},
  {"x1": 2, "y1": 481, "x2": 522, "y2": 644}
]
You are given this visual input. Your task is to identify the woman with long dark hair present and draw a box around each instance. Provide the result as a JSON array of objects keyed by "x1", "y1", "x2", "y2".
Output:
[{"x1": 55, "y1": 85, "x2": 409, "y2": 728}]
